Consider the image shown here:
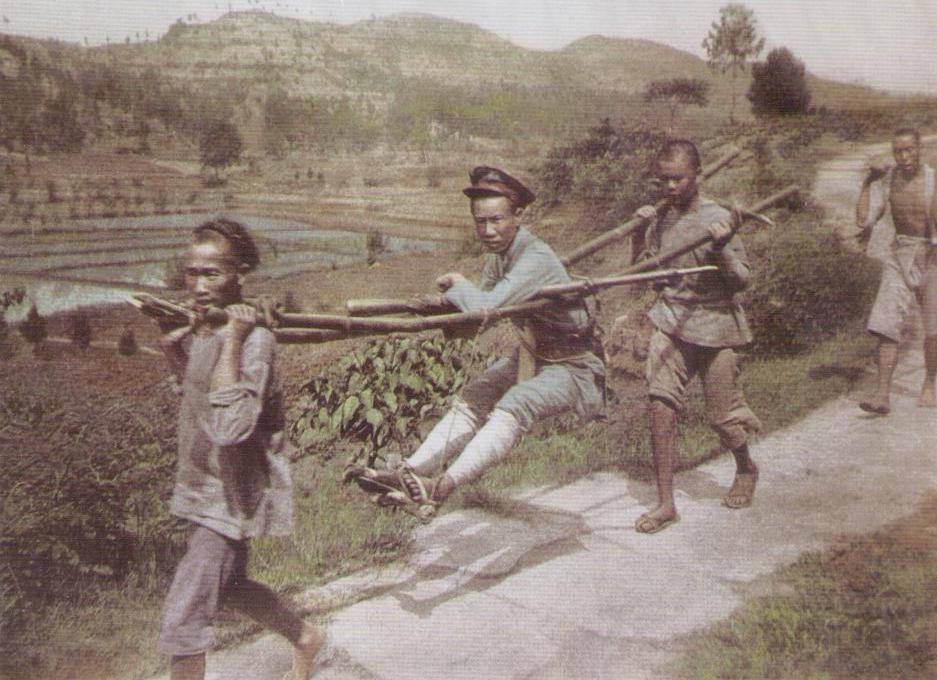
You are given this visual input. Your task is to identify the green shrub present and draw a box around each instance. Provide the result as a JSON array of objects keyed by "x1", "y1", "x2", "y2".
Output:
[
  {"x1": 745, "y1": 206, "x2": 879, "y2": 356},
  {"x1": 1, "y1": 395, "x2": 182, "y2": 636},
  {"x1": 535, "y1": 120, "x2": 667, "y2": 229},
  {"x1": 291, "y1": 335, "x2": 472, "y2": 466},
  {"x1": 68, "y1": 311, "x2": 93, "y2": 349},
  {"x1": 18, "y1": 304, "x2": 47, "y2": 352}
]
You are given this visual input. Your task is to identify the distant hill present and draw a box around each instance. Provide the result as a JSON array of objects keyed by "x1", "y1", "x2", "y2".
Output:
[
  {"x1": 99, "y1": 11, "x2": 894, "y2": 103},
  {"x1": 0, "y1": 10, "x2": 922, "y2": 156}
]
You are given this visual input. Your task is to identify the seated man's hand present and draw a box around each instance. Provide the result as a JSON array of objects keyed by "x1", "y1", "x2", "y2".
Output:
[
  {"x1": 634, "y1": 205, "x2": 657, "y2": 221},
  {"x1": 436, "y1": 273, "x2": 468, "y2": 292}
]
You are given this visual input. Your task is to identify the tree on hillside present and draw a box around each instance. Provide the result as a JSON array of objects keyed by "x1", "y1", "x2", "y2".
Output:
[
  {"x1": 118, "y1": 327, "x2": 137, "y2": 356},
  {"x1": 0, "y1": 287, "x2": 26, "y2": 359},
  {"x1": 42, "y1": 89, "x2": 86, "y2": 153},
  {"x1": 68, "y1": 311, "x2": 93, "y2": 350},
  {"x1": 643, "y1": 78, "x2": 710, "y2": 133},
  {"x1": 0, "y1": 53, "x2": 43, "y2": 171},
  {"x1": 702, "y1": 3, "x2": 764, "y2": 122},
  {"x1": 199, "y1": 119, "x2": 243, "y2": 181},
  {"x1": 19, "y1": 304, "x2": 47, "y2": 355},
  {"x1": 263, "y1": 88, "x2": 311, "y2": 158},
  {"x1": 748, "y1": 47, "x2": 812, "y2": 116}
]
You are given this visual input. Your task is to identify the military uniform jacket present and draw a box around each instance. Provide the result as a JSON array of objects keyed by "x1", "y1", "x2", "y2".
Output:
[{"x1": 443, "y1": 227, "x2": 596, "y2": 353}]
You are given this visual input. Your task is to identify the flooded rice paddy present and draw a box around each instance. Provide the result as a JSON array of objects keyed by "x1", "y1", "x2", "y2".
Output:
[{"x1": 0, "y1": 213, "x2": 447, "y2": 319}]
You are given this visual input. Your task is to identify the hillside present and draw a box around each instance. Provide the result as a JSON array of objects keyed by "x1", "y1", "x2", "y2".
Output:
[
  {"x1": 0, "y1": 9, "x2": 920, "y2": 159},
  {"x1": 100, "y1": 11, "x2": 893, "y2": 104}
]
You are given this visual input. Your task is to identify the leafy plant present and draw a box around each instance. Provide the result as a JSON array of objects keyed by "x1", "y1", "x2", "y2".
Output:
[{"x1": 291, "y1": 335, "x2": 473, "y2": 466}]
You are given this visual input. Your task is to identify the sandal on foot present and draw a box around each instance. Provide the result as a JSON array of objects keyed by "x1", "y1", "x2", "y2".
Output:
[
  {"x1": 380, "y1": 489, "x2": 439, "y2": 523},
  {"x1": 343, "y1": 464, "x2": 411, "y2": 496},
  {"x1": 858, "y1": 396, "x2": 890, "y2": 415},
  {"x1": 724, "y1": 467, "x2": 759, "y2": 509},
  {"x1": 347, "y1": 465, "x2": 439, "y2": 522},
  {"x1": 635, "y1": 513, "x2": 679, "y2": 534}
]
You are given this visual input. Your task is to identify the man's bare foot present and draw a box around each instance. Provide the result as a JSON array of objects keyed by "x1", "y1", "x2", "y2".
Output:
[
  {"x1": 635, "y1": 505, "x2": 679, "y2": 534},
  {"x1": 917, "y1": 384, "x2": 937, "y2": 408},
  {"x1": 724, "y1": 463, "x2": 758, "y2": 509},
  {"x1": 288, "y1": 620, "x2": 324, "y2": 680},
  {"x1": 859, "y1": 394, "x2": 890, "y2": 415}
]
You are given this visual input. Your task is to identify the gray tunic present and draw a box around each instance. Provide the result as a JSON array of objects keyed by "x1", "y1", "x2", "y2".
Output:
[
  {"x1": 443, "y1": 227, "x2": 605, "y2": 427},
  {"x1": 169, "y1": 325, "x2": 293, "y2": 541},
  {"x1": 645, "y1": 196, "x2": 753, "y2": 348},
  {"x1": 444, "y1": 227, "x2": 593, "y2": 344}
]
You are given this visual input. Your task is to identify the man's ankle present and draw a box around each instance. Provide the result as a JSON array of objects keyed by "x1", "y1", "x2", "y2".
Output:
[{"x1": 432, "y1": 474, "x2": 456, "y2": 502}]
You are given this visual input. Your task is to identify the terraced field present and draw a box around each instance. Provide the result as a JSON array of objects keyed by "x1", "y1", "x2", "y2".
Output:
[{"x1": 0, "y1": 211, "x2": 448, "y2": 318}]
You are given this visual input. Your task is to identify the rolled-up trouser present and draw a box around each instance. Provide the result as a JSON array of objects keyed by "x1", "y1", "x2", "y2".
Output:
[
  {"x1": 867, "y1": 236, "x2": 937, "y2": 342},
  {"x1": 645, "y1": 329, "x2": 761, "y2": 451},
  {"x1": 158, "y1": 525, "x2": 301, "y2": 657}
]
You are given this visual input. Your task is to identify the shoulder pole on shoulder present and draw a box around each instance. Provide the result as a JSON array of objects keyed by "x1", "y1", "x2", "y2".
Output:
[{"x1": 345, "y1": 145, "x2": 743, "y2": 317}]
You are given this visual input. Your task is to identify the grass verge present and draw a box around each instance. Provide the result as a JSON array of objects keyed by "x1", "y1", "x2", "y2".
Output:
[
  {"x1": 673, "y1": 493, "x2": 937, "y2": 680},
  {"x1": 439, "y1": 327, "x2": 875, "y2": 516}
]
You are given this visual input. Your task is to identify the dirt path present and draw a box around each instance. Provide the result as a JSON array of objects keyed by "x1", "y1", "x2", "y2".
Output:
[{"x1": 154, "y1": 141, "x2": 937, "y2": 680}]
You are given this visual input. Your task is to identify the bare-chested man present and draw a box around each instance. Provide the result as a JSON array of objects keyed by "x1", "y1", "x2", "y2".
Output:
[{"x1": 857, "y1": 127, "x2": 937, "y2": 414}]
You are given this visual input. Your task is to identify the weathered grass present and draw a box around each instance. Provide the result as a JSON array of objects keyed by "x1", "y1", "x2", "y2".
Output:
[
  {"x1": 674, "y1": 497, "x2": 937, "y2": 680},
  {"x1": 250, "y1": 462, "x2": 414, "y2": 589},
  {"x1": 447, "y1": 328, "x2": 874, "y2": 517}
]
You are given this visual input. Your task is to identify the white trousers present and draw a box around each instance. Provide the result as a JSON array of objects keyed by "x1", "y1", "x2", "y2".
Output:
[{"x1": 406, "y1": 403, "x2": 522, "y2": 488}]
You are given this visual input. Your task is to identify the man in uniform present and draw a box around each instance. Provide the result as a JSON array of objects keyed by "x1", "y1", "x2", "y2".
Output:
[
  {"x1": 631, "y1": 140, "x2": 761, "y2": 534},
  {"x1": 856, "y1": 127, "x2": 937, "y2": 414},
  {"x1": 349, "y1": 166, "x2": 605, "y2": 520}
]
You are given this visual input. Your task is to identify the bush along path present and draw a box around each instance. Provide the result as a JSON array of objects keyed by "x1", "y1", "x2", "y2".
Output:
[{"x1": 153, "y1": 140, "x2": 937, "y2": 680}]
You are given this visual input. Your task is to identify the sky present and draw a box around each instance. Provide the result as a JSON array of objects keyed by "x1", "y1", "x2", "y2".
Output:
[{"x1": 3, "y1": 1, "x2": 937, "y2": 94}]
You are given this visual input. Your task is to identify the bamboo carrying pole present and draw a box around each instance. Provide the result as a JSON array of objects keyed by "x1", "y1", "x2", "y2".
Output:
[
  {"x1": 616, "y1": 184, "x2": 799, "y2": 277},
  {"x1": 132, "y1": 185, "x2": 795, "y2": 344},
  {"x1": 346, "y1": 146, "x2": 745, "y2": 317},
  {"x1": 558, "y1": 145, "x2": 743, "y2": 267},
  {"x1": 131, "y1": 266, "x2": 718, "y2": 344},
  {"x1": 344, "y1": 183, "x2": 798, "y2": 318}
]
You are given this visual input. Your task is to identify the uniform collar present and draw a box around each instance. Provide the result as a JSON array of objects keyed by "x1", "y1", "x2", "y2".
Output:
[{"x1": 498, "y1": 226, "x2": 533, "y2": 265}]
